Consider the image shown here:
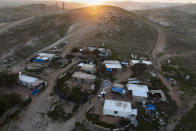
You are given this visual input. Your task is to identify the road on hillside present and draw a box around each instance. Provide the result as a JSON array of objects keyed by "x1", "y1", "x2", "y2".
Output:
[
  {"x1": 147, "y1": 20, "x2": 196, "y2": 131},
  {"x1": 3, "y1": 59, "x2": 79, "y2": 131}
]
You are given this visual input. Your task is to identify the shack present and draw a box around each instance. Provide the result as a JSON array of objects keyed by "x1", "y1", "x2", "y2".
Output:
[
  {"x1": 127, "y1": 84, "x2": 149, "y2": 102},
  {"x1": 130, "y1": 60, "x2": 152, "y2": 66},
  {"x1": 103, "y1": 100, "x2": 137, "y2": 119},
  {"x1": 111, "y1": 87, "x2": 126, "y2": 96},
  {"x1": 18, "y1": 72, "x2": 46, "y2": 89},
  {"x1": 77, "y1": 63, "x2": 97, "y2": 74},
  {"x1": 34, "y1": 53, "x2": 56, "y2": 63},
  {"x1": 72, "y1": 72, "x2": 96, "y2": 84},
  {"x1": 103, "y1": 60, "x2": 122, "y2": 72},
  {"x1": 149, "y1": 90, "x2": 167, "y2": 102}
]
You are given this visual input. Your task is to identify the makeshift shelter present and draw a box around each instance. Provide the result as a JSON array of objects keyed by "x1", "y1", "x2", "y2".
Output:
[
  {"x1": 103, "y1": 100, "x2": 137, "y2": 119},
  {"x1": 149, "y1": 90, "x2": 167, "y2": 102},
  {"x1": 111, "y1": 87, "x2": 126, "y2": 96},
  {"x1": 127, "y1": 84, "x2": 149, "y2": 102},
  {"x1": 145, "y1": 104, "x2": 156, "y2": 115},
  {"x1": 72, "y1": 72, "x2": 96, "y2": 84},
  {"x1": 130, "y1": 60, "x2": 152, "y2": 66},
  {"x1": 18, "y1": 73, "x2": 46, "y2": 89},
  {"x1": 77, "y1": 63, "x2": 96, "y2": 74},
  {"x1": 34, "y1": 53, "x2": 56, "y2": 63},
  {"x1": 103, "y1": 60, "x2": 122, "y2": 72}
]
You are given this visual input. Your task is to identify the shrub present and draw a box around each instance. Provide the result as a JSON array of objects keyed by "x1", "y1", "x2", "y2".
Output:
[
  {"x1": 132, "y1": 63, "x2": 147, "y2": 76},
  {"x1": 0, "y1": 93, "x2": 22, "y2": 117},
  {"x1": 72, "y1": 104, "x2": 80, "y2": 113},
  {"x1": 0, "y1": 71, "x2": 18, "y2": 88},
  {"x1": 68, "y1": 87, "x2": 88, "y2": 104},
  {"x1": 72, "y1": 48, "x2": 79, "y2": 53}
]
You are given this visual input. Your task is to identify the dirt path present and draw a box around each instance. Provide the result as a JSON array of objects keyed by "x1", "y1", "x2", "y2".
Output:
[
  {"x1": 148, "y1": 21, "x2": 196, "y2": 131},
  {"x1": 0, "y1": 17, "x2": 36, "y2": 36},
  {"x1": 3, "y1": 59, "x2": 79, "y2": 131}
]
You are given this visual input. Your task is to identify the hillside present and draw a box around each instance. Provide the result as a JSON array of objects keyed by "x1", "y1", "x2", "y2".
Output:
[
  {"x1": 135, "y1": 4, "x2": 196, "y2": 93},
  {"x1": 0, "y1": 4, "x2": 61, "y2": 23},
  {"x1": 0, "y1": 5, "x2": 157, "y2": 61}
]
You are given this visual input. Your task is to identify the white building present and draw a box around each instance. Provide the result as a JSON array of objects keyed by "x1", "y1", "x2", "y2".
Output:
[
  {"x1": 103, "y1": 60, "x2": 122, "y2": 72},
  {"x1": 130, "y1": 60, "x2": 152, "y2": 66},
  {"x1": 77, "y1": 63, "x2": 97, "y2": 74},
  {"x1": 103, "y1": 100, "x2": 137, "y2": 119},
  {"x1": 18, "y1": 73, "x2": 46, "y2": 89},
  {"x1": 127, "y1": 84, "x2": 149, "y2": 102},
  {"x1": 72, "y1": 72, "x2": 96, "y2": 84},
  {"x1": 34, "y1": 53, "x2": 56, "y2": 62}
]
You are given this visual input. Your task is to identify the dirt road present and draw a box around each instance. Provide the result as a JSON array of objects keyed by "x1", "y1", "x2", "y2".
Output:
[
  {"x1": 3, "y1": 60, "x2": 79, "y2": 131},
  {"x1": 148, "y1": 21, "x2": 196, "y2": 131}
]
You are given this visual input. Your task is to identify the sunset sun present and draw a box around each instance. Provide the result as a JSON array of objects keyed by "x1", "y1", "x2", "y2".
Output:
[{"x1": 61, "y1": 0, "x2": 106, "y2": 5}]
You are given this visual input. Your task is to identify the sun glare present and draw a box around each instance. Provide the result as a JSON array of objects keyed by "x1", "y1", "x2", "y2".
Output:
[{"x1": 61, "y1": 0, "x2": 106, "y2": 5}]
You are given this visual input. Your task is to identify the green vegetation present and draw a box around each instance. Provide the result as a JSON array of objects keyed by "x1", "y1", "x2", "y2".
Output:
[
  {"x1": 47, "y1": 104, "x2": 73, "y2": 122},
  {"x1": 161, "y1": 58, "x2": 196, "y2": 94},
  {"x1": 72, "y1": 121, "x2": 90, "y2": 131},
  {"x1": 0, "y1": 93, "x2": 22, "y2": 117},
  {"x1": 174, "y1": 104, "x2": 196, "y2": 131},
  {"x1": 56, "y1": 73, "x2": 89, "y2": 104},
  {"x1": 72, "y1": 48, "x2": 79, "y2": 53},
  {"x1": 72, "y1": 104, "x2": 80, "y2": 113},
  {"x1": 0, "y1": 71, "x2": 18, "y2": 88},
  {"x1": 68, "y1": 87, "x2": 88, "y2": 104},
  {"x1": 132, "y1": 63, "x2": 147, "y2": 76}
]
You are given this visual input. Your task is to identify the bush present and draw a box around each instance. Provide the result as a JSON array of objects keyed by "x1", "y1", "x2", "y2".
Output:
[
  {"x1": 0, "y1": 71, "x2": 18, "y2": 88},
  {"x1": 132, "y1": 63, "x2": 147, "y2": 76},
  {"x1": 47, "y1": 104, "x2": 73, "y2": 122},
  {"x1": 72, "y1": 48, "x2": 79, "y2": 53},
  {"x1": 0, "y1": 93, "x2": 22, "y2": 117},
  {"x1": 72, "y1": 104, "x2": 80, "y2": 113},
  {"x1": 72, "y1": 121, "x2": 89, "y2": 131},
  {"x1": 68, "y1": 87, "x2": 88, "y2": 104},
  {"x1": 174, "y1": 104, "x2": 196, "y2": 131}
]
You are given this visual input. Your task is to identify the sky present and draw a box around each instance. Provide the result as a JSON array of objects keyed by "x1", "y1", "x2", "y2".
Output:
[{"x1": 61, "y1": 0, "x2": 196, "y2": 3}]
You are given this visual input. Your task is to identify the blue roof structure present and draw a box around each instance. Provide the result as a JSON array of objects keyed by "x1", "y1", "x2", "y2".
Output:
[
  {"x1": 145, "y1": 105, "x2": 156, "y2": 110},
  {"x1": 32, "y1": 89, "x2": 39, "y2": 96},
  {"x1": 112, "y1": 87, "x2": 124, "y2": 94}
]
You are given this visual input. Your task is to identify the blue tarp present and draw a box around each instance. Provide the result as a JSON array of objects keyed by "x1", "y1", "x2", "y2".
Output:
[
  {"x1": 32, "y1": 89, "x2": 39, "y2": 96},
  {"x1": 34, "y1": 59, "x2": 46, "y2": 63},
  {"x1": 145, "y1": 105, "x2": 156, "y2": 110},
  {"x1": 112, "y1": 87, "x2": 124, "y2": 94},
  {"x1": 106, "y1": 68, "x2": 112, "y2": 73}
]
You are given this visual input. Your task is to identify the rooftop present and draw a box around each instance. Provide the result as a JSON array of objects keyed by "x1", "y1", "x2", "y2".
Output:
[
  {"x1": 72, "y1": 72, "x2": 96, "y2": 80},
  {"x1": 130, "y1": 60, "x2": 152, "y2": 65},
  {"x1": 104, "y1": 100, "x2": 132, "y2": 113},
  {"x1": 105, "y1": 64, "x2": 122, "y2": 69},
  {"x1": 103, "y1": 60, "x2": 121, "y2": 64},
  {"x1": 127, "y1": 84, "x2": 149, "y2": 97},
  {"x1": 19, "y1": 74, "x2": 39, "y2": 83}
]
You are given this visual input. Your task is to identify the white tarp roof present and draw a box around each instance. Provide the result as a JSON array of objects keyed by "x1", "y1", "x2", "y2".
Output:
[
  {"x1": 131, "y1": 109, "x2": 137, "y2": 115},
  {"x1": 19, "y1": 74, "x2": 39, "y2": 84},
  {"x1": 105, "y1": 64, "x2": 122, "y2": 69},
  {"x1": 78, "y1": 63, "x2": 95, "y2": 69},
  {"x1": 104, "y1": 100, "x2": 132, "y2": 113},
  {"x1": 38, "y1": 53, "x2": 55, "y2": 58},
  {"x1": 127, "y1": 84, "x2": 149, "y2": 97},
  {"x1": 130, "y1": 60, "x2": 152, "y2": 65},
  {"x1": 72, "y1": 72, "x2": 96, "y2": 80},
  {"x1": 103, "y1": 60, "x2": 120, "y2": 64}
]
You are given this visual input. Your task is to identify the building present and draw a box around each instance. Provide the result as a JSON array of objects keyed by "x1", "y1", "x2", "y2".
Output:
[
  {"x1": 103, "y1": 100, "x2": 137, "y2": 119},
  {"x1": 130, "y1": 60, "x2": 152, "y2": 66},
  {"x1": 77, "y1": 63, "x2": 97, "y2": 74},
  {"x1": 103, "y1": 60, "x2": 122, "y2": 72},
  {"x1": 111, "y1": 87, "x2": 126, "y2": 96},
  {"x1": 18, "y1": 72, "x2": 46, "y2": 89},
  {"x1": 127, "y1": 84, "x2": 149, "y2": 102},
  {"x1": 72, "y1": 72, "x2": 96, "y2": 84},
  {"x1": 34, "y1": 53, "x2": 56, "y2": 63},
  {"x1": 149, "y1": 90, "x2": 167, "y2": 102}
]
